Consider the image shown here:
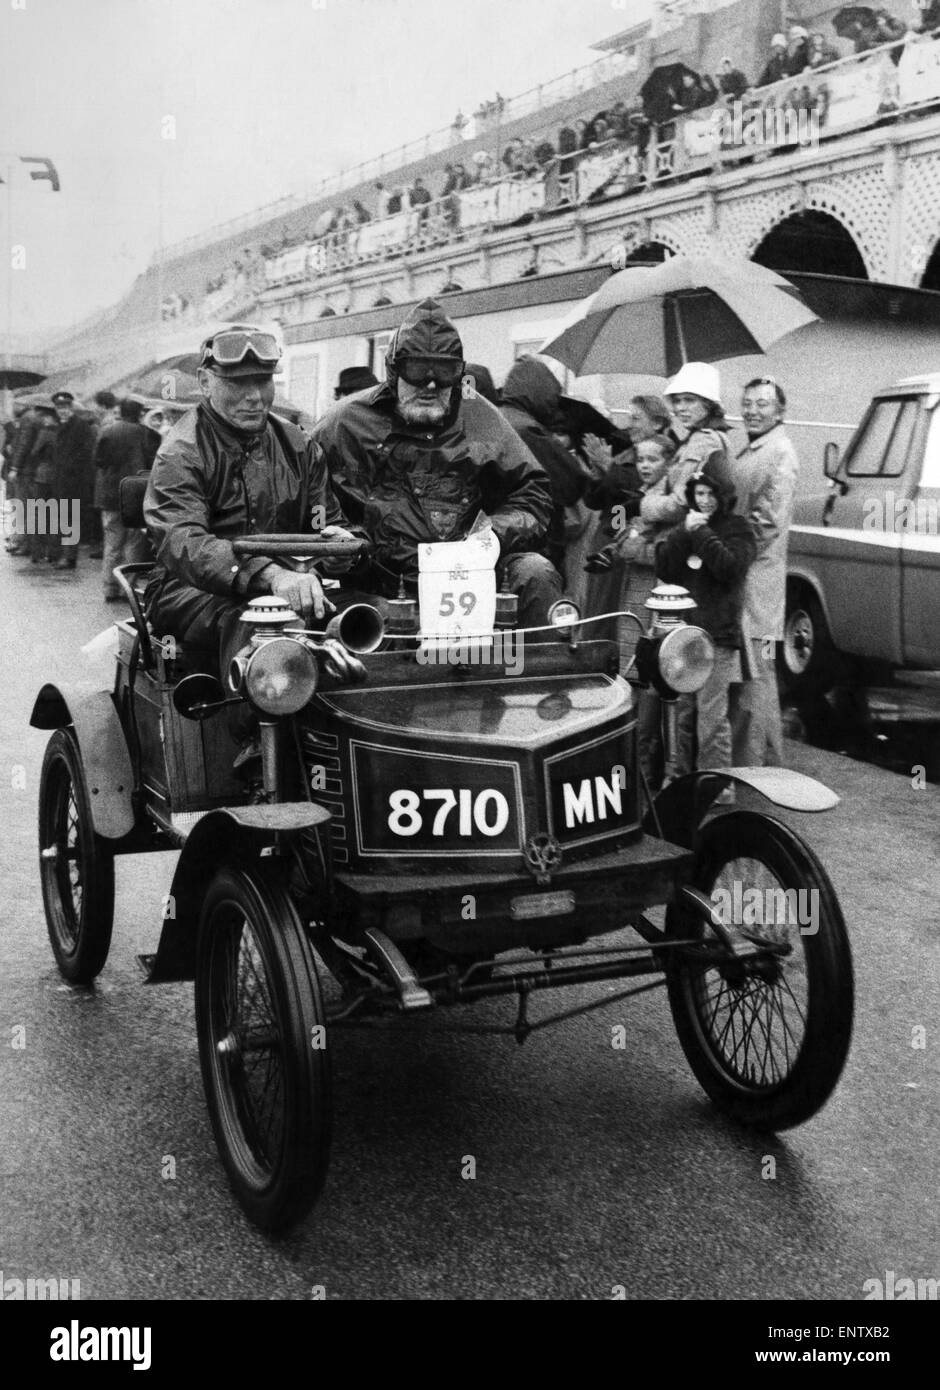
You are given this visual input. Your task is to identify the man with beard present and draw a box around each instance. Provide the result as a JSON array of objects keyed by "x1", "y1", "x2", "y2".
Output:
[
  {"x1": 310, "y1": 299, "x2": 557, "y2": 626},
  {"x1": 143, "y1": 325, "x2": 360, "y2": 673}
]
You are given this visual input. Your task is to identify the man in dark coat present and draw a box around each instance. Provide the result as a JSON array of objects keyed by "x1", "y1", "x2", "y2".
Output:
[
  {"x1": 144, "y1": 325, "x2": 360, "y2": 672},
  {"x1": 48, "y1": 390, "x2": 95, "y2": 570},
  {"x1": 310, "y1": 299, "x2": 558, "y2": 626},
  {"x1": 757, "y1": 34, "x2": 789, "y2": 87},
  {"x1": 96, "y1": 396, "x2": 160, "y2": 600},
  {"x1": 500, "y1": 356, "x2": 586, "y2": 580}
]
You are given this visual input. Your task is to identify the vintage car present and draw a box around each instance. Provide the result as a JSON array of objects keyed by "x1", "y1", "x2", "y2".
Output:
[
  {"x1": 30, "y1": 520, "x2": 854, "y2": 1233},
  {"x1": 782, "y1": 373, "x2": 940, "y2": 696}
]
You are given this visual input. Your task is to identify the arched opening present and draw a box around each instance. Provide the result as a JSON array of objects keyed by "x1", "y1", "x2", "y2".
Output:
[
  {"x1": 919, "y1": 240, "x2": 940, "y2": 291},
  {"x1": 751, "y1": 210, "x2": 868, "y2": 278},
  {"x1": 625, "y1": 240, "x2": 673, "y2": 266}
]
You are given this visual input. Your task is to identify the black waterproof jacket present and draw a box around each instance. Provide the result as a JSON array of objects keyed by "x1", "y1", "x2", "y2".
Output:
[
  {"x1": 655, "y1": 460, "x2": 757, "y2": 649},
  {"x1": 143, "y1": 401, "x2": 351, "y2": 603},
  {"x1": 311, "y1": 300, "x2": 551, "y2": 590},
  {"x1": 500, "y1": 356, "x2": 585, "y2": 571}
]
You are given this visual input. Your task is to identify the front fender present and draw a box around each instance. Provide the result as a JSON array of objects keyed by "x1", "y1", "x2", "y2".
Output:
[
  {"x1": 145, "y1": 803, "x2": 331, "y2": 983},
  {"x1": 644, "y1": 767, "x2": 839, "y2": 851},
  {"x1": 29, "y1": 682, "x2": 134, "y2": 839}
]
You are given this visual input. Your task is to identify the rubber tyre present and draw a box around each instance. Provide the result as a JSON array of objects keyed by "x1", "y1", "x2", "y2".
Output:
[
  {"x1": 665, "y1": 810, "x2": 853, "y2": 1130},
  {"x1": 38, "y1": 727, "x2": 115, "y2": 984},
  {"x1": 195, "y1": 865, "x2": 332, "y2": 1234},
  {"x1": 778, "y1": 586, "x2": 837, "y2": 698}
]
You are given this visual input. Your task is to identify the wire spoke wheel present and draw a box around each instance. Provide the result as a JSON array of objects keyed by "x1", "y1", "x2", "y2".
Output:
[
  {"x1": 38, "y1": 727, "x2": 114, "y2": 983},
  {"x1": 665, "y1": 810, "x2": 853, "y2": 1129},
  {"x1": 196, "y1": 865, "x2": 332, "y2": 1233}
]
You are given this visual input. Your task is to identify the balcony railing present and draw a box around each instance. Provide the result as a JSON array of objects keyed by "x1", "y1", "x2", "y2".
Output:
[{"x1": 154, "y1": 49, "x2": 637, "y2": 262}]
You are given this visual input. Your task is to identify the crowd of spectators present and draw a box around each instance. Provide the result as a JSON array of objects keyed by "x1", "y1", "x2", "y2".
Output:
[{"x1": 188, "y1": 9, "x2": 940, "y2": 310}]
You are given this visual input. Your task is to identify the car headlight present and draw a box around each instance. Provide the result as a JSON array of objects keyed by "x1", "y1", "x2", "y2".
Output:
[
  {"x1": 235, "y1": 637, "x2": 318, "y2": 715},
  {"x1": 658, "y1": 625, "x2": 715, "y2": 694}
]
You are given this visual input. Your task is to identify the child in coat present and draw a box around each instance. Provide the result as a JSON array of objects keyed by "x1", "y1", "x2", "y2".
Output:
[{"x1": 655, "y1": 461, "x2": 757, "y2": 771}]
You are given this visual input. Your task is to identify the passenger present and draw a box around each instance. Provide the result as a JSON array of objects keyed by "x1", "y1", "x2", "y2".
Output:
[
  {"x1": 655, "y1": 461, "x2": 757, "y2": 776},
  {"x1": 500, "y1": 356, "x2": 586, "y2": 583},
  {"x1": 143, "y1": 325, "x2": 362, "y2": 674},
  {"x1": 310, "y1": 299, "x2": 558, "y2": 627},
  {"x1": 784, "y1": 24, "x2": 811, "y2": 76}
]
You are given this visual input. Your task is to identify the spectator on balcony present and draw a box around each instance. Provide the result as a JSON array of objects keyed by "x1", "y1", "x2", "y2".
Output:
[
  {"x1": 471, "y1": 149, "x2": 495, "y2": 183},
  {"x1": 386, "y1": 186, "x2": 404, "y2": 215},
  {"x1": 408, "y1": 177, "x2": 431, "y2": 208},
  {"x1": 575, "y1": 118, "x2": 592, "y2": 150},
  {"x1": 785, "y1": 25, "x2": 811, "y2": 75},
  {"x1": 850, "y1": 9, "x2": 907, "y2": 58},
  {"x1": 757, "y1": 34, "x2": 789, "y2": 87},
  {"x1": 807, "y1": 32, "x2": 842, "y2": 68},
  {"x1": 590, "y1": 116, "x2": 612, "y2": 146},
  {"x1": 374, "y1": 180, "x2": 391, "y2": 218},
  {"x1": 451, "y1": 109, "x2": 468, "y2": 140},
  {"x1": 718, "y1": 56, "x2": 749, "y2": 101},
  {"x1": 352, "y1": 200, "x2": 371, "y2": 224},
  {"x1": 517, "y1": 139, "x2": 541, "y2": 175},
  {"x1": 533, "y1": 139, "x2": 556, "y2": 166},
  {"x1": 608, "y1": 101, "x2": 630, "y2": 139},
  {"x1": 916, "y1": 0, "x2": 940, "y2": 35},
  {"x1": 502, "y1": 138, "x2": 523, "y2": 172}
]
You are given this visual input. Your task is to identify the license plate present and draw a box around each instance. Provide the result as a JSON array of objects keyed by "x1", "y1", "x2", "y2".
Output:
[{"x1": 509, "y1": 890, "x2": 575, "y2": 921}]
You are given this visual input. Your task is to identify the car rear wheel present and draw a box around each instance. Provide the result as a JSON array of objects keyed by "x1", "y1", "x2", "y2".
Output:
[
  {"x1": 38, "y1": 727, "x2": 115, "y2": 984},
  {"x1": 779, "y1": 586, "x2": 837, "y2": 697},
  {"x1": 195, "y1": 865, "x2": 332, "y2": 1234},
  {"x1": 665, "y1": 811, "x2": 853, "y2": 1130}
]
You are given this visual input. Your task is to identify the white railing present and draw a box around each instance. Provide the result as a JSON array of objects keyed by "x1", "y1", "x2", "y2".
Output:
[{"x1": 154, "y1": 50, "x2": 635, "y2": 262}]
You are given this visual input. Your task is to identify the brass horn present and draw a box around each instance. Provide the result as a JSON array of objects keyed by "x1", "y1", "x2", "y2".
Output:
[{"x1": 324, "y1": 603, "x2": 386, "y2": 654}]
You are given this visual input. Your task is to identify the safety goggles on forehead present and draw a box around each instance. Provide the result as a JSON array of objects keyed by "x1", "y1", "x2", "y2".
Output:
[
  {"x1": 396, "y1": 356, "x2": 465, "y2": 388},
  {"x1": 202, "y1": 329, "x2": 281, "y2": 368}
]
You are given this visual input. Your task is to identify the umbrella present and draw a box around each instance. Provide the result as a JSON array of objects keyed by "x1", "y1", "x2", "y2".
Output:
[
  {"x1": 832, "y1": 6, "x2": 876, "y2": 38},
  {"x1": 0, "y1": 365, "x2": 46, "y2": 390},
  {"x1": 539, "y1": 256, "x2": 818, "y2": 379},
  {"x1": 11, "y1": 390, "x2": 57, "y2": 411},
  {"x1": 640, "y1": 63, "x2": 702, "y2": 124}
]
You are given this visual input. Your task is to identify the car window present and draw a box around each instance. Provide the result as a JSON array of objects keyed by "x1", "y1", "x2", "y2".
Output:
[
  {"x1": 846, "y1": 399, "x2": 918, "y2": 478},
  {"x1": 920, "y1": 408, "x2": 940, "y2": 490}
]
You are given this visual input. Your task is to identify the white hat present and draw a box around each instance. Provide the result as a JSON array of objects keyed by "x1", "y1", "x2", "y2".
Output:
[
  {"x1": 771, "y1": 32, "x2": 786, "y2": 46},
  {"x1": 664, "y1": 361, "x2": 723, "y2": 406},
  {"x1": 789, "y1": 24, "x2": 808, "y2": 39}
]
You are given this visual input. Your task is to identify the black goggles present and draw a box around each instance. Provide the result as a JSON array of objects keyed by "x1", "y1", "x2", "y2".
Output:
[
  {"x1": 202, "y1": 329, "x2": 281, "y2": 368},
  {"x1": 395, "y1": 356, "x2": 465, "y2": 388}
]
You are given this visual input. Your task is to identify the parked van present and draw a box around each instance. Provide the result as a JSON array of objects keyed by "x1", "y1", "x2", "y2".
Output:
[{"x1": 781, "y1": 374, "x2": 940, "y2": 695}]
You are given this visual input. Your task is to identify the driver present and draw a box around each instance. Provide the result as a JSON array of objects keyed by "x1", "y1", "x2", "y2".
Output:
[
  {"x1": 310, "y1": 298, "x2": 560, "y2": 626},
  {"x1": 143, "y1": 325, "x2": 360, "y2": 671}
]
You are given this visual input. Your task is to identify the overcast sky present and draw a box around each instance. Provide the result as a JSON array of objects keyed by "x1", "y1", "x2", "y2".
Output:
[{"x1": 0, "y1": 0, "x2": 654, "y2": 338}]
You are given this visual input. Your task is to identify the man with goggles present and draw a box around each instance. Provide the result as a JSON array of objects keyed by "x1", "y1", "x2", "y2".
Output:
[
  {"x1": 143, "y1": 324, "x2": 361, "y2": 673},
  {"x1": 311, "y1": 298, "x2": 559, "y2": 625}
]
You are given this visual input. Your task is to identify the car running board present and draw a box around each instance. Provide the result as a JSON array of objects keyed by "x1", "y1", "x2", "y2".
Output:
[{"x1": 363, "y1": 927, "x2": 433, "y2": 1010}]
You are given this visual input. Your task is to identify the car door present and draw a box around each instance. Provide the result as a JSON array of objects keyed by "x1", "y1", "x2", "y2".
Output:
[
  {"x1": 901, "y1": 397, "x2": 940, "y2": 666},
  {"x1": 814, "y1": 395, "x2": 922, "y2": 664}
]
